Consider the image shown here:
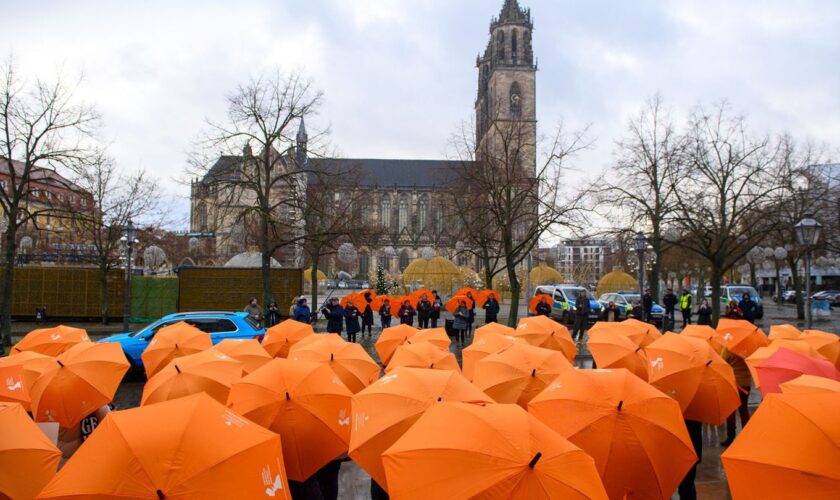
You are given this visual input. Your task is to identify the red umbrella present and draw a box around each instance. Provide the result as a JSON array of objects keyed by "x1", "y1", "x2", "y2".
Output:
[{"x1": 756, "y1": 348, "x2": 840, "y2": 397}]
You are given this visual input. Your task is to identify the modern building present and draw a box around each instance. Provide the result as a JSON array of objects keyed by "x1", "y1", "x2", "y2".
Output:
[{"x1": 554, "y1": 238, "x2": 611, "y2": 285}]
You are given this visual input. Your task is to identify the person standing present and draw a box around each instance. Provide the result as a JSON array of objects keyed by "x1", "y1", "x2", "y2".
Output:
[
  {"x1": 344, "y1": 299, "x2": 361, "y2": 343},
  {"x1": 361, "y1": 291, "x2": 374, "y2": 337},
  {"x1": 244, "y1": 297, "x2": 263, "y2": 327},
  {"x1": 677, "y1": 419, "x2": 703, "y2": 500},
  {"x1": 417, "y1": 294, "x2": 432, "y2": 329},
  {"x1": 265, "y1": 301, "x2": 281, "y2": 328},
  {"x1": 322, "y1": 298, "x2": 344, "y2": 334},
  {"x1": 571, "y1": 290, "x2": 589, "y2": 346},
  {"x1": 292, "y1": 298, "x2": 312, "y2": 324},
  {"x1": 452, "y1": 300, "x2": 469, "y2": 347},
  {"x1": 725, "y1": 300, "x2": 743, "y2": 320},
  {"x1": 379, "y1": 299, "x2": 392, "y2": 329},
  {"x1": 680, "y1": 289, "x2": 693, "y2": 328},
  {"x1": 483, "y1": 294, "x2": 500, "y2": 324},
  {"x1": 642, "y1": 289, "x2": 654, "y2": 323},
  {"x1": 662, "y1": 288, "x2": 677, "y2": 323},
  {"x1": 465, "y1": 291, "x2": 477, "y2": 337},
  {"x1": 602, "y1": 301, "x2": 620, "y2": 322},
  {"x1": 739, "y1": 293, "x2": 758, "y2": 324},
  {"x1": 696, "y1": 299, "x2": 713, "y2": 325},
  {"x1": 720, "y1": 346, "x2": 752, "y2": 447},
  {"x1": 430, "y1": 292, "x2": 442, "y2": 328},
  {"x1": 398, "y1": 300, "x2": 416, "y2": 326},
  {"x1": 535, "y1": 296, "x2": 551, "y2": 317}
]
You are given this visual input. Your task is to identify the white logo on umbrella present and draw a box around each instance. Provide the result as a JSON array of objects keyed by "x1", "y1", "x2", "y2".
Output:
[
  {"x1": 262, "y1": 463, "x2": 285, "y2": 497},
  {"x1": 338, "y1": 409, "x2": 350, "y2": 427},
  {"x1": 650, "y1": 357, "x2": 664, "y2": 370},
  {"x1": 723, "y1": 333, "x2": 733, "y2": 342},
  {"x1": 379, "y1": 373, "x2": 398, "y2": 385},
  {"x1": 6, "y1": 377, "x2": 22, "y2": 391},
  {"x1": 50, "y1": 334, "x2": 62, "y2": 341}
]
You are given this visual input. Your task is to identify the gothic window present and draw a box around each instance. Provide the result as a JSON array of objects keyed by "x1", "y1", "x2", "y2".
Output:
[
  {"x1": 381, "y1": 197, "x2": 391, "y2": 229},
  {"x1": 197, "y1": 203, "x2": 208, "y2": 231},
  {"x1": 435, "y1": 205, "x2": 445, "y2": 233},
  {"x1": 398, "y1": 196, "x2": 409, "y2": 232},
  {"x1": 399, "y1": 250, "x2": 410, "y2": 271},
  {"x1": 511, "y1": 29, "x2": 518, "y2": 62},
  {"x1": 496, "y1": 31, "x2": 505, "y2": 61},
  {"x1": 509, "y1": 81, "x2": 522, "y2": 117},
  {"x1": 417, "y1": 196, "x2": 428, "y2": 233},
  {"x1": 359, "y1": 252, "x2": 369, "y2": 277},
  {"x1": 379, "y1": 254, "x2": 389, "y2": 271}
]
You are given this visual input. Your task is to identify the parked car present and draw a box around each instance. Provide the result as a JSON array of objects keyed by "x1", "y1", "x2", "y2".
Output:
[
  {"x1": 774, "y1": 290, "x2": 798, "y2": 304},
  {"x1": 598, "y1": 292, "x2": 665, "y2": 324},
  {"x1": 532, "y1": 284, "x2": 602, "y2": 325},
  {"x1": 812, "y1": 290, "x2": 840, "y2": 307},
  {"x1": 99, "y1": 311, "x2": 266, "y2": 371},
  {"x1": 710, "y1": 284, "x2": 764, "y2": 319}
]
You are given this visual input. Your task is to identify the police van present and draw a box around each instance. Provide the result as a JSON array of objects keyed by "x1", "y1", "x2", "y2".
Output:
[{"x1": 532, "y1": 284, "x2": 602, "y2": 325}]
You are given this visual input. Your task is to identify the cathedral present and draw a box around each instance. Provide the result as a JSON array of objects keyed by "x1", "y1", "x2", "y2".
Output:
[{"x1": 190, "y1": 0, "x2": 537, "y2": 278}]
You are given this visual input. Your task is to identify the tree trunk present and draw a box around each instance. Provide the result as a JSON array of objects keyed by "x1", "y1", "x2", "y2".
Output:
[
  {"x1": 1, "y1": 223, "x2": 17, "y2": 352},
  {"x1": 774, "y1": 264, "x2": 782, "y2": 304},
  {"x1": 260, "y1": 216, "x2": 273, "y2": 309},
  {"x1": 649, "y1": 251, "x2": 662, "y2": 302},
  {"x1": 310, "y1": 260, "x2": 320, "y2": 312},
  {"x1": 482, "y1": 254, "x2": 493, "y2": 290},
  {"x1": 99, "y1": 262, "x2": 110, "y2": 325},
  {"x1": 710, "y1": 259, "x2": 723, "y2": 327},
  {"x1": 506, "y1": 260, "x2": 520, "y2": 327},
  {"x1": 788, "y1": 256, "x2": 804, "y2": 320}
]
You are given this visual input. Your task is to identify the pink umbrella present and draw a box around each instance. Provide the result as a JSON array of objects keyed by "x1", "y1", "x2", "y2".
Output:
[{"x1": 756, "y1": 348, "x2": 840, "y2": 397}]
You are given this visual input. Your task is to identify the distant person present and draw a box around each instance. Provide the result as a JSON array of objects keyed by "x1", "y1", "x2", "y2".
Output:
[
  {"x1": 571, "y1": 290, "x2": 589, "y2": 345},
  {"x1": 696, "y1": 299, "x2": 713, "y2": 325},
  {"x1": 322, "y1": 298, "x2": 344, "y2": 334},
  {"x1": 739, "y1": 293, "x2": 757, "y2": 324},
  {"x1": 662, "y1": 288, "x2": 677, "y2": 322},
  {"x1": 379, "y1": 298, "x2": 392, "y2": 329},
  {"x1": 452, "y1": 299, "x2": 469, "y2": 346},
  {"x1": 483, "y1": 294, "x2": 500, "y2": 324},
  {"x1": 430, "y1": 292, "x2": 443, "y2": 328},
  {"x1": 680, "y1": 289, "x2": 693, "y2": 328},
  {"x1": 399, "y1": 300, "x2": 416, "y2": 326},
  {"x1": 602, "y1": 301, "x2": 620, "y2": 322},
  {"x1": 465, "y1": 291, "x2": 477, "y2": 337},
  {"x1": 344, "y1": 299, "x2": 361, "y2": 343},
  {"x1": 725, "y1": 300, "x2": 743, "y2": 320},
  {"x1": 642, "y1": 289, "x2": 654, "y2": 323},
  {"x1": 535, "y1": 296, "x2": 551, "y2": 317},
  {"x1": 628, "y1": 300, "x2": 644, "y2": 320},
  {"x1": 265, "y1": 301, "x2": 280, "y2": 328},
  {"x1": 361, "y1": 291, "x2": 374, "y2": 337},
  {"x1": 244, "y1": 297, "x2": 262, "y2": 327},
  {"x1": 292, "y1": 298, "x2": 312, "y2": 324},
  {"x1": 417, "y1": 294, "x2": 432, "y2": 329},
  {"x1": 720, "y1": 346, "x2": 752, "y2": 447},
  {"x1": 678, "y1": 418, "x2": 703, "y2": 500}
]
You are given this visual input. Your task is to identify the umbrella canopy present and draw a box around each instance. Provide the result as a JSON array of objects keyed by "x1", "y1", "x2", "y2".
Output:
[
  {"x1": 454, "y1": 287, "x2": 479, "y2": 299},
  {"x1": 0, "y1": 351, "x2": 54, "y2": 410},
  {"x1": 515, "y1": 316, "x2": 576, "y2": 363},
  {"x1": 680, "y1": 325, "x2": 726, "y2": 353},
  {"x1": 382, "y1": 402, "x2": 608, "y2": 500},
  {"x1": 445, "y1": 295, "x2": 474, "y2": 314},
  {"x1": 370, "y1": 295, "x2": 393, "y2": 312},
  {"x1": 410, "y1": 327, "x2": 451, "y2": 350},
  {"x1": 141, "y1": 349, "x2": 244, "y2": 406},
  {"x1": 11, "y1": 325, "x2": 90, "y2": 357},
  {"x1": 349, "y1": 367, "x2": 492, "y2": 491},
  {"x1": 472, "y1": 343, "x2": 572, "y2": 407},
  {"x1": 721, "y1": 392, "x2": 840, "y2": 499},
  {"x1": 745, "y1": 339, "x2": 825, "y2": 388},
  {"x1": 587, "y1": 330, "x2": 649, "y2": 380},
  {"x1": 0, "y1": 363, "x2": 27, "y2": 407},
  {"x1": 389, "y1": 296, "x2": 409, "y2": 318},
  {"x1": 262, "y1": 319, "x2": 315, "y2": 359},
  {"x1": 409, "y1": 288, "x2": 433, "y2": 307},
  {"x1": 645, "y1": 333, "x2": 740, "y2": 425},
  {"x1": 528, "y1": 294, "x2": 552, "y2": 314},
  {"x1": 768, "y1": 324, "x2": 802, "y2": 341},
  {"x1": 288, "y1": 333, "x2": 380, "y2": 394},
  {"x1": 141, "y1": 321, "x2": 212, "y2": 377},
  {"x1": 386, "y1": 341, "x2": 460, "y2": 374},
  {"x1": 226, "y1": 358, "x2": 353, "y2": 482},
  {"x1": 210, "y1": 338, "x2": 272, "y2": 374},
  {"x1": 341, "y1": 292, "x2": 365, "y2": 310},
  {"x1": 375, "y1": 324, "x2": 419, "y2": 365},
  {"x1": 528, "y1": 368, "x2": 697, "y2": 500},
  {"x1": 716, "y1": 318, "x2": 769, "y2": 358},
  {"x1": 589, "y1": 320, "x2": 661, "y2": 348},
  {"x1": 0, "y1": 402, "x2": 61, "y2": 500},
  {"x1": 38, "y1": 393, "x2": 289, "y2": 499},
  {"x1": 462, "y1": 331, "x2": 518, "y2": 381},
  {"x1": 474, "y1": 322, "x2": 515, "y2": 339},
  {"x1": 30, "y1": 342, "x2": 129, "y2": 427},
  {"x1": 780, "y1": 374, "x2": 840, "y2": 394},
  {"x1": 799, "y1": 330, "x2": 840, "y2": 369},
  {"x1": 755, "y1": 348, "x2": 840, "y2": 397},
  {"x1": 475, "y1": 289, "x2": 501, "y2": 307}
]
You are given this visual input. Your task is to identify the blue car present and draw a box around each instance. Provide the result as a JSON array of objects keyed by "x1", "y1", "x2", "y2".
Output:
[{"x1": 99, "y1": 311, "x2": 266, "y2": 370}]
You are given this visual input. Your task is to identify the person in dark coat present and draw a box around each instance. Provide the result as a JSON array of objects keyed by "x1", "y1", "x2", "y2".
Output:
[
  {"x1": 452, "y1": 300, "x2": 469, "y2": 346},
  {"x1": 571, "y1": 290, "x2": 589, "y2": 344},
  {"x1": 465, "y1": 291, "x2": 477, "y2": 336},
  {"x1": 642, "y1": 289, "x2": 654, "y2": 323},
  {"x1": 535, "y1": 296, "x2": 551, "y2": 317},
  {"x1": 696, "y1": 299, "x2": 713, "y2": 325},
  {"x1": 662, "y1": 288, "x2": 677, "y2": 322},
  {"x1": 430, "y1": 292, "x2": 442, "y2": 328},
  {"x1": 379, "y1": 299, "x2": 392, "y2": 329},
  {"x1": 628, "y1": 301, "x2": 644, "y2": 320},
  {"x1": 417, "y1": 294, "x2": 432, "y2": 329},
  {"x1": 677, "y1": 419, "x2": 703, "y2": 500},
  {"x1": 361, "y1": 291, "x2": 375, "y2": 337},
  {"x1": 265, "y1": 301, "x2": 281, "y2": 328},
  {"x1": 344, "y1": 299, "x2": 361, "y2": 343},
  {"x1": 738, "y1": 293, "x2": 758, "y2": 323},
  {"x1": 322, "y1": 298, "x2": 344, "y2": 334},
  {"x1": 483, "y1": 294, "x2": 500, "y2": 324},
  {"x1": 398, "y1": 300, "x2": 416, "y2": 326},
  {"x1": 602, "y1": 301, "x2": 621, "y2": 322},
  {"x1": 292, "y1": 298, "x2": 312, "y2": 324},
  {"x1": 725, "y1": 300, "x2": 743, "y2": 320}
]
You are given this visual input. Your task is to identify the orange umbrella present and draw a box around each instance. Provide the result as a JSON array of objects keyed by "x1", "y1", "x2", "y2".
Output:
[
  {"x1": 589, "y1": 320, "x2": 661, "y2": 348},
  {"x1": 349, "y1": 367, "x2": 493, "y2": 491},
  {"x1": 210, "y1": 338, "x2": 272, "y2": 374},
  {"x1": 11, "y1": 325, "x2": 90, "y2": 357},
  {"x1": 0, "y1": 402, "x2": 61, "y2": 500},
  {"x1": 410, "y1": 327, "x2": 451, "y2": 350},
  {"x1": 528, "y1": 368, "x2": 697, "y2": 500},
  {"x1": 288, "y1": 333, "x2": 380, "y2": 394},
  {"x1": 474, "y1": 322, "x2": 515, "y2": 339},
  {"x1": 226, "y1": 358, "x2": 353, "y2": 481},
  {"x1": 262, "y1": 319, "x2": 315, "y2": 358},
  {"x1": 0, "y1": 351, "x2": 54, "y2": 410},
  {"x1": 0, "y1": 363, "x2": 27, "y2": 407},
  {"x1": 745, "y1": 339, "x2": 825, "y2": 387},
  {"x1": 375, "y1": 324, "x2": 419, "y2": 365},
  {"x1": 30, "y1": 342, "x2": 129, "y2": 427},
  {"x1": 410, "y1": 288, "x2": 433, "y2": 303},
  {"x1": 528, "y1": 294, "x2": 552, "y2": 314},
  {"x1": 587, "y1": 329, "x2": 649, "y2": 380},
  {"x1": 800, "y1": 329, "x2": 840, "y2": 369},
  {"x1": 717, "y1": 318, "x2": 769, "y2": 358},
  {"x1": 780, "y1": 374, "x2": 840, "y2": 394},
  {"x1": 140, "y1": 321, "x2": 212, "y2": 376},
  {"x1": 382, "y1": 402, "x2": 608, "y2": 500},
  {"x1": 680, "y1": 324, "x2": 725, "y2": 353},
  {"x1": 472, "y1": 342, "x2": 572, "y2": 407},
  {"x1": 454, "y1": 287, "x2": 479, "y2": 299},
  {"x1": 445, "y1": 295, "x2": 474, "y2": 314},
  {"x1": 370, "y1": 295, "x2": 393, "y2": 313},
  {"x1": 462, "y1": 330, "x2": 518, "y2": 381},
  {"x1": 645, "y1": 333, "x2": 740, "y2": 425},
  {"x1": 476, "y1": 289, "x2": 501, "y2": 308},
  {"x1": 386, "y1": 341, "x2": 460, "y2": 373},
  {"x1": 721, "y1": 392, "x2": 840, "y2": 499},
  {"x1": 341, "y1": 292, "x2": 365, "y2": 310},
  {"x1": 768, "y1": 324, "x2": 801, "y2": 341},
  {"x1": 390, "y1": 296, "x2": 410, "y2": 318},
  {"x1": 515, "y1": 315, "x2": 577, "y2": 363},
  {"x1": 38, "y1": 393, "x2": 289, "y2": 499},
  {"x1": 141, "y1": 349, "x2": 244, "y2": 406}
]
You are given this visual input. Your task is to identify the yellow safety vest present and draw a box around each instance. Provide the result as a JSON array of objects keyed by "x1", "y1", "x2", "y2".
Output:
[{"x1": 680, "y1": 294, "x2": 691, "y2": 309}]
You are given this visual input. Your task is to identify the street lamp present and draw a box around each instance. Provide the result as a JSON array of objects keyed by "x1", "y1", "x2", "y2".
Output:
[
  {"x1": 633, "y1": 232, "x2": 647, "y2": 318},
  {"x1": 794, "y1": 212, "x2": 822, "y2": 329},
  {"x1": 121, "y1": 219, "x2": 138, "y2": 332}
]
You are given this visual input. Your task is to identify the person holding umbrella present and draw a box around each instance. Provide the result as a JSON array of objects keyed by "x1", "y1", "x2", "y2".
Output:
[
  {"x1": 344, "y1": 299, "x2": 361, "y2": 343},
  {"x1": 322, "y1": 297, "x2": 344, "y2": 334},
  {"x1": 379, "y1": 298, "x2": 392, "y2": 329},
  {"x1": 483, "y1": 293, "x2": 500, "y2": 324},
  {"x1": 430, "y1": 291, "x2": 443, "y2": 328},
  {"x1": 465, "y1": 291, "x2": 477, "y2": 337},
  {"x1": 398, "y1": 300, "x2": 416, "y2": 326},
  {"x1": 417, "y1": 294, "x2": 432, "y2": 329},
  {"x1": 361, "y1": 291, "x2": 375, "y2": 338},
  {"x1": 720, "y1": 346, "x2": 752, "y2": 447},
  {"x1": 535, "y1": 296, "x2": 552, "y2": 317},
  {"x1": 452, "y1": 299, "x2": 469, "y2": 347}
]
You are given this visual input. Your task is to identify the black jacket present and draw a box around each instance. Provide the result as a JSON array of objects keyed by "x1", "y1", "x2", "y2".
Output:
[
  {"x1": 431, "y1": 296, "x2": 442, "y2": 319},
  {"x1": 399, "y1": 305, "x2": 416, "y2": 325},
  {"x1": 535, "y1": 302, "x2": 551, "y2": 317},
  {"x1": 345, "y1": 306, "x2": 361, "y2": 334},
  {"x1": 483, "y1": 298, "x2": 500, "y2": 320},
  {"x1": 662, "y1": 292, "x2": 677, "y2": 309},
  {"x1": 602, "y1": 306, "x2": 621, "y2": 322},
  {"x1": 379, "y1": 304, "x2": 391, "y2": 318},
  {"x1": 739, "y1": 298, "x2": 758, "y2": 321},
  {"x1": 642, "y1": 294, "x2": 654, "y2": 312},
  {"x1": 417, "y1": 300, "x2": 432, "y2": 321},
  {"x1": 324, "y1": 304, "x2": 344, "y2": 333}
]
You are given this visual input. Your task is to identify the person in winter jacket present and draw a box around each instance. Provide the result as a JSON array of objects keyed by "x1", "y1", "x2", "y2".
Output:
[
  {"x1": 322, "y1": 298, "x2": 344, "y2": 334},
  {"x1": 602, "y1": 301, "x2": 621, "y2": 322},
  {"x1": 662, "y1": 288, "x2": 677, "y2": 322},
  {"x1": 738, "y1": 293, "x2": 758, "y2": 323},
  {"x1": 483, "y1": 294, "x2": 500, "y2": 323},
  {"x1": 452, "y1": 300, "x2": 469, "y2": 346},
  {"x1": 725, "y1": 300, "x2": 743, "y2": 320},
  {"x1": 535, "y1": 296, "x2": 552, "y2": 317},
  {"x1": 265, "y1": 301, "x2": 281, "y2": 328},
  {"x1": 344, "y1": 299, "x2": 361, "y2": 343},
  {"x1": 292, "y1": 298, "x2": 312, "y2": 324},
  {"x1": 465, "y1": 291, "x2": 477, "y2": 336},
  {"x1": 399, "y1": 300, "x2": 416, "y2": 326},
  {"x1": 697, "y1": 299, "x2": 713, "y2": 325},
  {"x1": 244, "y1": 297, "x2": 262, "y2": 327},
  {"x1": 379, "y1": 299, "x2": 392, "y2": 328},
  {"x1": 680, "y1": 290, "x2": 693, "y2": 328},
  {"x1": 571, "y1": 290, "x2": 589, "y2": 344},
  {"x1": 642, "y1": 289, "x2": 654, "y2": 323},
  {"x1": 361, "y1": 291, "x2": 374, "y2": 337},
  {"x1": 430, "y1": 292, "x2": 443, "y2": 328},
  {"x1": 417, "y1": 294, "x2": 432, "y2": 329}
]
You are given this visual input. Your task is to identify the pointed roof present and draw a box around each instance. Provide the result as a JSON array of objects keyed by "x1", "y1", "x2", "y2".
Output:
[
  {"x1": 296, "y1": 117, "x2": 308, "y2": 143},
  {"x1": 496, "y1": 0, "x2": 530, "y2": 25}
]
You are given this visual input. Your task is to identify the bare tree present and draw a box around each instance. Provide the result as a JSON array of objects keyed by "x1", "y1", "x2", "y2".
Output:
[{"x1": 0, "y1": 60, "x2": 98, "y2": 349}]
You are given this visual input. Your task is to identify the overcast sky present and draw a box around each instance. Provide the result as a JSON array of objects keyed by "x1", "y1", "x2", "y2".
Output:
[{"x1": 3, "y1": 0, "x2": 838, "y2": 228}]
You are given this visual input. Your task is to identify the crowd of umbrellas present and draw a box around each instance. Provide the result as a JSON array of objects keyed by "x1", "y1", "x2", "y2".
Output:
[{"x1": 0, "y1": 308, "x2": 839, "y2": 498}]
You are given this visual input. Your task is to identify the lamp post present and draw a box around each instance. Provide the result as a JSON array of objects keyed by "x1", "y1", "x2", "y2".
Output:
[
  {"x1": 633, "y1": 232, "x2": 647, "y2": 318},
  {"x1": 121, "y1": 219, "x2": 138, "y2": 332},
  {"x1": 794, "y1": 212, "x2": 822, "y2": 329}
]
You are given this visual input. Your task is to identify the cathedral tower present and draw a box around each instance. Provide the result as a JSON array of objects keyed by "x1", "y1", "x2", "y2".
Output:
[{"x1": 475, "y1": 0, "x2": 537, "y2": 170}]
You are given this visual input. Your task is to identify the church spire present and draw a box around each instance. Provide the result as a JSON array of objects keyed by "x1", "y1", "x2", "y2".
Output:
[
  {"x1": 295, "y1": 117, "x2": 308, "y2": 167},
  {"x1": 296, "y1": 117, "x2": 308, "y2": 145},
  {"x1": 494, "y1": 0, "x2": 531, "y2": 26}
]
